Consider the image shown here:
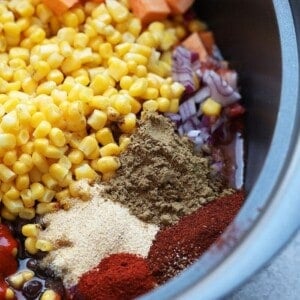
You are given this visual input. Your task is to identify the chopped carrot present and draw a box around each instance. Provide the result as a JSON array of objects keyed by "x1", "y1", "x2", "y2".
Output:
[
  {"x1": 199, "y1": 31, "x2": 215, "y2": 55},
  {"x1": 129, "y1": 0, "x2": 171, "y2": 24},
  {"x1": 166, "y1": 0, "x2": 194, "y2": 14},
  {"x1": 42, "y1": 0, "x2": 79, "y2": 15},
  {"x1": 182, "y1": 32, "x2": 208, "y2": 62}
]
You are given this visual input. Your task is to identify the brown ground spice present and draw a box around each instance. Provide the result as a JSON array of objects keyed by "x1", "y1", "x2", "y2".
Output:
[
  {"x1": 105, "y1": 112, "x2": 231, "y2": 226},
  {"x1": 147, "y1": 191, "x2": 245, "y2": 283}
]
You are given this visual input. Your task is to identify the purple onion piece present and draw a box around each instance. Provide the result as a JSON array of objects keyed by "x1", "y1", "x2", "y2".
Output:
[
  {"x1": 172, "y1": 46, "x2": 198, "y2": 95},
  {"x1": 179, "y1": 98, "x2": 197, "y2": 122},
  {"x1": 202, "y1": 69, "x2": 241, "y2": 106}
]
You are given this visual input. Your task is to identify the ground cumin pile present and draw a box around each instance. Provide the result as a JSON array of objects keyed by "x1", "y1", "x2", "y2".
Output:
[{"x1": 105, "y1": 112, "x2": 231, "y2": 226}]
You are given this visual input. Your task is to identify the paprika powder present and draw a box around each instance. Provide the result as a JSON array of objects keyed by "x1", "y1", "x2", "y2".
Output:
[
  {"x1": 74, "y1": 253, "x2": 156, "y2": 300},
  {"x1": 148, "y1": 191, "x2": 245, "y2": 283}
]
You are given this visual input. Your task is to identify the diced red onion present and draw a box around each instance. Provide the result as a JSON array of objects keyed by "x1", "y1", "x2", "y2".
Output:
[
  {"x1": 172, "y1": 46, "x2": 197, "y2": 95},
  {"x1": 219, "y1": 69, "x2": 238, "y2": 90},
  {"x1": 202, "y1": 69, "x2": 241, "y2": 106},
  {"x1": 186, "y1": 128, "x2": 210, "y2": 147},
  {"x1": 179, "y1": 98, "x2": 197, "y2": 122}
]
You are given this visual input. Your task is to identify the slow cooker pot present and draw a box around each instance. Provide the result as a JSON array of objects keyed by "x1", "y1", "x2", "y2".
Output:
[{"x1": 142, "y1": 0, "x2": 300, "y2": 299}]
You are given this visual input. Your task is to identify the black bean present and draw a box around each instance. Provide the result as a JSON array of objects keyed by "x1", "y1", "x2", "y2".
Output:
[
  {"x1": 26, "y1": 259, "x2": 38, "y2": 271},
  {"x1": 22, "y1": 280, "x2": 43, "y2": 299}
]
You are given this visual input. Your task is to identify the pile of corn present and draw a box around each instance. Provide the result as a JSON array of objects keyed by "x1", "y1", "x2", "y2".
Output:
[{"x1": 0, "y1": 0, "x2": 189, "y2": 221}]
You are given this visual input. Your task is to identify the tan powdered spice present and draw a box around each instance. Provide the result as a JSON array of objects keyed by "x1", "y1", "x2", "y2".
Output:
[
  {"x1": 105, "y1": 112, "x2": 231, "y2": 226},
  {"x1": 38, "y1": 183, "x2": 159, "y2": 287}
]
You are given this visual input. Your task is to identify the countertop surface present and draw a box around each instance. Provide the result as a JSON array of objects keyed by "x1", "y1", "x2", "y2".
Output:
[{"x1": 229, "y1": 230, "x2": 300, "y2": 300}]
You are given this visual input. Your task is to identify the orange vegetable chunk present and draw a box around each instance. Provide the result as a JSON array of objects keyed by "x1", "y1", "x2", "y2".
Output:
[
  {"x1": 182, "y1": 32, "x2": 208, "y2": 62},
  {"x1": 199, "y1": 31, "x2": 215, "y2": 54},
  {"x1": 42, "y1": 0, "x2": 79, "y2": 15},
  {"x1": 166, "y1": 0, "x2": 195, "y2": 14},
  {"x1": 129, "y1": 0, "x2": 171, "y2": 24}
]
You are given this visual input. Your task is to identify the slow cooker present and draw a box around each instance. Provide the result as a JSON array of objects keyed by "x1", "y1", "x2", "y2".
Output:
[{"x1": 142, "y1": 0, "x2": 300, "y2": 298}]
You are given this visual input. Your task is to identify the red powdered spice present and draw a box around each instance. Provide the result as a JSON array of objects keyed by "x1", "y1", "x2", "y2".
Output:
[
  {"x1": 148, "y1": 191, "x2": 245, "y2": 283},
  {"x1": 74, "y1": 253, "x2": 156, "y2": 300}
]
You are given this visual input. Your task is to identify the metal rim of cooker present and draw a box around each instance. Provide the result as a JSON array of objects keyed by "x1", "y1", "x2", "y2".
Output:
[{"x1": 141, "y1": 0, "x2": 300, "y2": 299}]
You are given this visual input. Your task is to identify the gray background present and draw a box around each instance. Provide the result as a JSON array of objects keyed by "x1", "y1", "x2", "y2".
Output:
[{"x1": 230, "y1": 230, "x2": 300, "y2": 299}]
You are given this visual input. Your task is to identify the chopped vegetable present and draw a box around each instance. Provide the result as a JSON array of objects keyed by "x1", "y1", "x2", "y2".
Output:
[
  {"x1": 166, "y1": 0, "x2": 194, "y2": 14},
  {"x1": 129, "y1": 0, "x2": 171, "y2": 24},
  {"x1": 199, "y1": 31, "x2": 215, "y2": 55},
  {"x1": 172, "y1": 46, "x2": 198, "y2": 95},
  {"x1": 42, "y1": 0, "x2": 79, "y2": 15},
  {"x1": 182, "y1": 32, "x2": 208, "y2": 62}
]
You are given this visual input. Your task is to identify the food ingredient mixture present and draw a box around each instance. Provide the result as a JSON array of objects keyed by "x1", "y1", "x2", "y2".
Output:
[
  {"x1": 0, "y1": 0, "x2": 246, "y2": 299},
  {"x1": 105, "y1": 112, "x2": 232, "y2": 226},
  {"x1": 37, "y1": 182, "x2": 158, "y2": 287},
  {"x1": 75, "y1": 253, "x2": 156, "y2": 300},
  {"x1": 148, "y1": 191, "x2": 244, "y2": 283}
]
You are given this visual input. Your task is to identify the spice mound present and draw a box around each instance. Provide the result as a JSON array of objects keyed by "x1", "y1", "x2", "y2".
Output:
[
  {"x1": 38, "y1": 184, "x2": 159, "y2": 287},
  {"x1": 75, "y1": 253, "x2": 156, "y2": 300},
  {"x1": 105, "y1": 112, "x2": 231, "y2": 226},
  {"x1": 148, "y1": 191, "x2": 244, "y2": 283}
]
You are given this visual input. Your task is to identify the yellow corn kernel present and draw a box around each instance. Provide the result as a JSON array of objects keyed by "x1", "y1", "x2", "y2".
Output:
[
  {"x1": 119, "y1": 135, "x2": 131, "y2": 152},
  {"x1": 59, "y1": 40, "x2": 73, "y2": 57},
  {"x1": 90, "y1": 73, "x2": 110, "y2": 95},
  {"x1": 0, "y1": 164, "x2": 16, "y2": 182},
  {"x1": 19, "y1": 208, "x2": 35, "y2": 220},
  {"x1": 1, "y1": 183, "x2": 11, "y2": 193},
  {"x1": 22, "y1": 224, "x2": 40, "y2": 238},
  {"x1": 75, "y1": 75, "x2": 90, "y2": 86},
  {"x1": 137, "y1": 31, "x2": 157, "y2": 48},
  {"x1": 169, "y1": 98, "x2": 179, "y2": 113},
  {"x1": 61, "y1": 55, "x2": 81, "y2": 74},
  {"x1": 2, "y1": 198, "x2": 24, "y2": 215},
  {"x1": 119, "y1": 76, "x2": 133, "y2": 90},
  {"x1": 103, "y1": 87, "x2": 118, "y2": 97},
  {"x1": 39, "y1": 188, "x2": 55, "y2": 203},
  {"x1": 106, "y1": 106, "x2": 120, "y2": 122},
  {"x1": 40, "y1": 290, "x2": 60, "y2": 300},
  {"x1": 68, "y1": 149, "x2": 84, "y2": 165},
  {"x1": 36, "y1": 202, "x2": 59, "y2": 215},
  {"x1": 1, "y1": 111, "x2": 19, "y2": 132},
  {"x1": 44, "y1": 145, "x2": 65, "y2": 159},
  {"x1": 118, "y1": 112, "x2": 136, "y2": 133},
  {"x1": 108, "y1": 57, "x2": 128, "y2": 81},
  {"x1": 49, "y1": 128, "x2": 66, "y2": 147},
  {"x1": 78, "y1": 136, "x2": 99, "y2": 157},
  {"x1": 47, "y1": 69, "x2": 64, "y2": 84},
  {"x1": 201, "y1": 98, "x2": 222, "y2": 117},
  {"x1": 129, "y1": 78, "x2": 148, "y2": 97},
  {"x1": 21, "y1": 141, "x2": 34, "y2": 155},
  {"x1": 24, "y1": 237, "x2": 38, "y2": 255},
  {"x1": 30, "y1": 28, "x2": 46, "y2": 44},
  {"x1": 32, "y1": 152, "x2": 49, "y2": 173},
  {"x1": 97, "y1": 156, "x2": 120, "y2": 174},
  {"x1": 100, "y1": 143, "x2": 121, "y2": 157},
  {"x1": 143, "y1": 100, "x2": 159, "y2": 112},
  {"x1": 3, "y1": 150, "x2": 17, "y2": 166},
  {"x1": 106, "y1": 0, "x2": 129, "y2": 23},
  {"x1": 157, "y1": 97, "x2": 170, "y2": 112},
  {"x1": 74, "y1": 33, "x2": 89, "y2": 49},
  {"x1": 74, "y1": 163, "x2": 98, "y2": 181},
  {"x1": 49, "y1": 163, "x2": 69, "y2": 182},
  {"x1": 87, "y1": 110, "x2": 107, "y2": 130},
  {"x1": 62, "y1": 12, "x2": 79, "y2": 28},
  {"x1": 98, "y1": 42, "x2": 113, "y2": 59},
  {"x1": 143, "y1": 87, "x2": 159, "y2": 100},
  {"x1": 171, "y1": 82, "x2": 185, "y2": 98},
  {"x1": 16, "y1": 174, "x2": 30, "y2": 191},
  {"x1": 135, "y1": 65, "x2": 147, "y2": 78},
  {"x1": 32, "y1": 61, "x2": 51, "y2": 82},
  {"x1": 124, "y1": 53, "x2": 148, "y2": 66},
  {"x1": 5, "y1": 187, "x2": 20, "y2": 200},
  {"x1": 96, "y1": 128, "x2": 115, "y2": 145},
  {"x1": 1, "y1": 207, "x2": 16, "y2": 221},
  {"x1": 113, "y1": 94, "x2": 132, "y2": 115},
  {"x1": 22, "y1": 77, "x2": 38, "y2": 94},
  {"x1": 20, "y1": 189, "x2": 34, "y2": 208},
  {"x1": 36, "y1": 4, "x2": 52, "y2": 22},
  {"x1": 0, "y1": 133, "x2": 16, "y2": 150},
  {"x1": 30, "y1": 182, "x2": 45, "y2": 200},
  {"x1": 41, "y1": 173, "x2": 58, "y2": 190},
  {"x1": 36, "y1": 239, "x2": 53, "y2": 252},
  {"x1": 32, "y1": 120, "x2": 52, "y2": 138}
]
